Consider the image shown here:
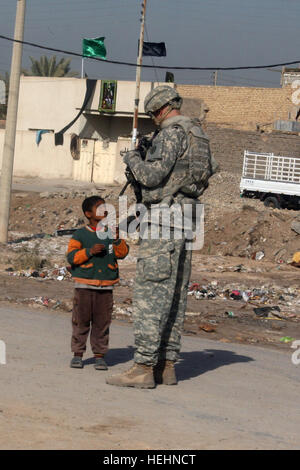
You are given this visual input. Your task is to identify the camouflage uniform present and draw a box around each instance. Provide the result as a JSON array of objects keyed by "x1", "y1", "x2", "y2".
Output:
[
  {"x1": 123, "y1": 116, "x2": 193, "y2": 365},
  {"x1": 106, "y1": 86, "x2": 215, "y2": 387},
  {"x1": 132, "y1": 237, "x2": 192, "y2": 365}
]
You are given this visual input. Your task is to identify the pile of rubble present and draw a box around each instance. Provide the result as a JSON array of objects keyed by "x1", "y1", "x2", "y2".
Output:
[
  {"x1": 10, "y1": 186, "x2": 135, "y2": 235},
  {"x1": 201, "y1": 175, "x2": 300, "y2": 263}
]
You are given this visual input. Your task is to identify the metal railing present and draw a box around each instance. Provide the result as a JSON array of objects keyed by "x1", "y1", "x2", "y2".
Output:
[{"x1": 242, "y1": 151, "x2": 300, "y2": 183}]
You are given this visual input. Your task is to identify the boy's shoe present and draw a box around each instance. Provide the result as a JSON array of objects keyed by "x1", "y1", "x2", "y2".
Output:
[
  {"x1": 70, "y1": 356, "x2": 83, "y2": 369},
  {"x1": 94, "y1": 356, "x2": 108, "y2": 370}
]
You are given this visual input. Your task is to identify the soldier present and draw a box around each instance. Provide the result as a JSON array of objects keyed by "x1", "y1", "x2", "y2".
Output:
[{"x1": 106, "y1": 85, "x2": 217, "y2": 388}]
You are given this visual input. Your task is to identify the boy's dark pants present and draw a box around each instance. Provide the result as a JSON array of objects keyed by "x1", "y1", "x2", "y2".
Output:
[{"x1": 71, "y1": 288, "x2": 113, "y2": 356}]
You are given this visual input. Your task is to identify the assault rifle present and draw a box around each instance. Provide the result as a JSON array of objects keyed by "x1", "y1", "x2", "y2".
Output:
[
  {"x1": 119, "y1": 132, "x2": 158, "y2": 202},
  {"x1": 118, "y1": 132, "x2": 158, "y2": 233}
]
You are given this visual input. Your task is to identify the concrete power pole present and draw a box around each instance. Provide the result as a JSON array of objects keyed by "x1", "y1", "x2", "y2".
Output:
[
  {"x1": 0, "y1": 0, "x2": 26, "y2": 243},
  {"x1": 214, "y1": 70, "x2": 218, "y2": 86}
]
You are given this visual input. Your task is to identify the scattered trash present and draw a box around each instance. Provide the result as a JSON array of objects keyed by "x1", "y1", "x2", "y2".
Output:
[
  {"x1": 186, "y1": 281, "x2": 300, "y2": 319},
  {"x1": 225, "y1": 311, "x2": 235, "y2": 317},
  {"x1": 280, "y1": 336, "x2": 295, "y2": 343},
  {"x1": 232, "y1": 264, "x2": 247, "y2": 272},
  {"x1": 188, "y1": 283, "x2": 216, "y2": 299},
  {"x1": 199, "y1": 323, "x2": 216, "y2": 333},
  {"x1": 254, "y1": 251, "x2": 265, "y2": 261},
  {"x1": 290, "y1": 251, "x2": 300, "y2": 268},
  {"x1": 5, "y1": 265, "x2": 72, "y2": 282},
  {"x1": 253, "y1": 306, "x2": 281, "y2": 318},
  {"x1": 292, "y1": 252, "x2": 300, "y2": 263},
  {"x1": 242, "y1": 291, "x2": 250, "y2": 302},
  {"x1": 230, "y1": 290, "x2": 242, "y2": 300},
  {"x1": 55, "y1": 229, "x2": 77, "y2": 237},
  {"x1": 30, "y1": 271, "x2": 39, "y2": 278}
]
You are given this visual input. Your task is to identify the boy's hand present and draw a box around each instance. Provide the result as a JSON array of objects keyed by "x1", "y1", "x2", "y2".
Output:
[{"x1": 90, "y1": 243, "x2": 105, "y2": 255}]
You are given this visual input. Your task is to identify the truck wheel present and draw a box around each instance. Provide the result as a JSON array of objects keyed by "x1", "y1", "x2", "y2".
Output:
[{"x1": 264, "y1": 196, "x2": 280, "y2": 209}]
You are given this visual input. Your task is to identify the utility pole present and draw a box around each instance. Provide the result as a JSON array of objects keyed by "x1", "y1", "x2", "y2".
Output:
[
  {"x1": 213, "y1": 70, "x2": 218, "y2": 86},
  {"x1": 131, "y1": 0, "x2": 147, "y2": 150},
  {"x1": 0, "y1": 0, "x2": 26, "y2": 243}
]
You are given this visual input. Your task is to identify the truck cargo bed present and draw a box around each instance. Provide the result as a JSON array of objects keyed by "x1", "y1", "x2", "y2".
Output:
[{"x1": 240, "y1": 151, "x2": 300, "y2": 197}]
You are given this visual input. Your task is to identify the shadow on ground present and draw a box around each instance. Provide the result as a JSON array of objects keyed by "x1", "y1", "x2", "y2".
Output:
[
  {"x1": 90, "y1": 347, "x2": 254, "y2": 382},
  {"x1": 176, "y1": 349, "x2": 254, "y2": 381},
  {"x1": 84, "y1": 346, "x2": 135, "y2": 367}
]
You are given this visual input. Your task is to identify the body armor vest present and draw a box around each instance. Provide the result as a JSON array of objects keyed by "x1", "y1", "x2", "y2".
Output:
[{"x1": 142, "y1": 115, "x2": 218, "y2": 204}]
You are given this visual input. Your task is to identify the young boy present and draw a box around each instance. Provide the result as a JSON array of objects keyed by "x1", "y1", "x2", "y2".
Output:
[{"x1": 67, "y1": 195, "x2": 129, "y2": 370}]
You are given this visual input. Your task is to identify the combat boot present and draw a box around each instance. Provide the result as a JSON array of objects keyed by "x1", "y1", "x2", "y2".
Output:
[
  {"x1": 106, "y1": 363, "x2": 155, "y2": 389},
  {"x1": 154, "y1": 360, "x2": 177, "y2": 385}
]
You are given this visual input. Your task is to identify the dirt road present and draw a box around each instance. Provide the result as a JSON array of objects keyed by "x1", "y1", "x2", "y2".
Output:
[{"x1": 0, "y1": 305, "x2": 299, "y2": 450}]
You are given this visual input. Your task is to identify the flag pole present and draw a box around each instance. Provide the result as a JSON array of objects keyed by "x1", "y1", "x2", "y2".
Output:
[
  {"x1": 131, "y1": 0, "x2": 147, "y2": 150},
  {"x1": 81, "y1": 57, "x2": 84, "y2": 78},
  {"x1": 81, "y1": 37, "x2": 84, "y2": 78}
]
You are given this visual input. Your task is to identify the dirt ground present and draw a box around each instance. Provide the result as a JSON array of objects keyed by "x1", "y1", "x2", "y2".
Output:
[{"x1": 1, "y1": 171, "x2": 300, "y2": 352}]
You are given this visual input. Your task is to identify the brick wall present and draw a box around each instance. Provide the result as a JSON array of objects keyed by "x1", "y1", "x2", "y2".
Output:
[
  {"x1": 177, "y1": 84, "x2": 295, "y2": 131},
  {"x1": 206, "y1": 124, "x2": 300, "y2": 174}
]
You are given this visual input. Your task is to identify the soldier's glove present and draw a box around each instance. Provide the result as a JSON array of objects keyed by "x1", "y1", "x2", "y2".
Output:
[
  {"x1": 122, "y1": 149, "x2": 142, "y2": 167},
  {"x1": 136, "y1": 137, "x2": 151, "y2": 160}
]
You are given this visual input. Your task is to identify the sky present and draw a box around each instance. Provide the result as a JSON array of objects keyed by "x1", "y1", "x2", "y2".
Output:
[{"x1": 0, "y1": 0, "x2": 300, "y2": 87}]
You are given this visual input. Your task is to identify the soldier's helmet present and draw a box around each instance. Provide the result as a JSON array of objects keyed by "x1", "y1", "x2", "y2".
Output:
[{"x1": 144, "y1": 85, "x2": 182, "y2": 116}]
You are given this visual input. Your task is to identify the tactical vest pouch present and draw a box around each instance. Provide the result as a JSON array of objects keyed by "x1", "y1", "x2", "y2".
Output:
[{"x1": 178, "y1": 121, "x2": 214, "y2": 198}]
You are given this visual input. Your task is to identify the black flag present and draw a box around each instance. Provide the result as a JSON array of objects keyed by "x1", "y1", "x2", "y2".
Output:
[
  {"x1": 165, "y1": 72, "x2": 174, "y2": 83},
  {"x1": 139, "y1": 41, "x2": 167, "y2": 57},
  {"x1": 54, "y1": 79, "x2": 97, "y2": 146}
]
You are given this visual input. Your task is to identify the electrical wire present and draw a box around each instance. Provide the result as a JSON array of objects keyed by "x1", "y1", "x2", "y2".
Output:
[{"x1": 1, "y1": 34, "x2": 300, "y2": 71}]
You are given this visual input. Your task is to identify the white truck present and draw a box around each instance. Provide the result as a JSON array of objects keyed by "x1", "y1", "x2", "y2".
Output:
[{"x1": 240, "y1": 150, "x2": 300, "y2": 209}]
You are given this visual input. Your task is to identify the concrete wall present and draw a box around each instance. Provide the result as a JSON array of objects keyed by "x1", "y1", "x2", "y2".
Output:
[
  {"x1": 0, "y1": 129, "x2": 73, "y2": 179},
  {"x1": 17, "y1": 77, "x2": 169, "y2": 134},
  {"x1": 177, "y1": 84, "x2": 295, "y2": 131},
  {"x1": 88, "y1": 79, "x2": 172, "y2": 115},
  {"x1": 17, "y1": 77, "x2": 86, "y2": 134},
  {"x1": 1, "y1": 77, "x2": 162, "y2": 182}
]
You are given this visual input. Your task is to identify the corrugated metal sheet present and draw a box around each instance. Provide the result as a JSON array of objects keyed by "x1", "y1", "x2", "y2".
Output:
[{"x1": 273, "y1": 120, "x2": 300, "y2": 132}]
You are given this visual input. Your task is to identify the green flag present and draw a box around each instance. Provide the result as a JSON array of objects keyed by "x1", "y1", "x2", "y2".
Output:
[{"x1": 82, "y1": 37, "x2": 107, "y2": 59}]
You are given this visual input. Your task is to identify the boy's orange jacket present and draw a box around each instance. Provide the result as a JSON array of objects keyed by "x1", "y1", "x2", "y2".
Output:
[{"x1": 67, "y1": 226, "x2": 129, "y2": 287}]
